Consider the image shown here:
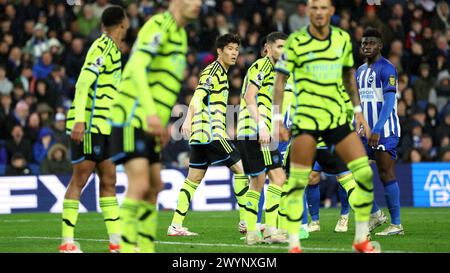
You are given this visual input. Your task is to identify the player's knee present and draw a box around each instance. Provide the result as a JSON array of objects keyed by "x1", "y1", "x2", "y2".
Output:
[
  {"x1": 379, "y1": 170, "x2": 396, "y2": 183},
  {"x1": 309, "y1": 172, "x2": 320, "y2": 185},
  {"x1": 348, "y1": 157, "x2": 373, "y2": 182}
]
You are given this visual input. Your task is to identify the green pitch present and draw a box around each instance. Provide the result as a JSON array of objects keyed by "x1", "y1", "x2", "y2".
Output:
[{"x1": 0, "y1": 208, "x2": 449, "y2": 253}]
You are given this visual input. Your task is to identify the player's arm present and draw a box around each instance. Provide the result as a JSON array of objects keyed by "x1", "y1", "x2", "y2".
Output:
[
  {"x1": 244, "y1": 67, "x2": 271, "y2": 143},
  {"x1": 273, "y1": 72, "x2": 289, "y2": 141},
  {"x1": 369, "y1": 66, "x2": 398, "y2": 147},
  {"x1": 342, "y1": 33, "x2": 371, "y2": 138},
  {"x1": 181, "y1": 76, "x2": 210, "y2": 139},
  {"x1": 127, "y1": 22, "x2": 165, "y2": 136},
  {"x1": 71, "y1": 47, "x2": 104, "y2": 143}
]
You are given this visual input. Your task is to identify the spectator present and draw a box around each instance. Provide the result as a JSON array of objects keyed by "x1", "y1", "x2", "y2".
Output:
[
  {"x1": 92, "y1": 0, "x2": 111, "y2": 19},
  {"x1": 52, "y1": 112, "x2": 69, "y2": 148},
  {"x1": 413, "y1": 63, "x2": 435, "y2": 108},
  {"x1": 6, "y1": 46, "x2": 22, "y2": 81},
  {"x1": 403, "y1": 147, "x2": 428, "y2": 163},
  {"x1": 24, "y1": 23, "x2": 50, "y2": 61},
  {"x1": 6, "y1": 125, "x2": 33, "y2": 163},
  {"x1": 33, "y1": 126, "x2": 55, "y2": 164},
  {"x1": 420, "y1": 133, "x2": 438, "y2": 160},
  {"x1": 424, "y1": 103, "x2": 440, "y2": 137},
  {"x1": 439, "y1": 146, "x2": 450, "y2": 161},
  {"x1": 0, "y1": 93, "x2": 12, "y2": 121},
  {"x1": 289, "y1": 1, "x2": 309, "y2": 32},
  {"x1": 32, "y1": 51, "x2": 54, "y2": 80},
  {"x1": 35, "y1": 79, "x2": 57, "y2": 110},
  {"x1": 0, "y1": 65, "x2": 13, "y2": 95},
  {"x1": 64, "y1": 38, "x2": 84, "y2": 84},
  {"x1": 48, "y1": 3, "x2": 74, "y2": 35},
  {"x1": 77, "y1": 4, "x2": 100, "y2": 38},
  {"x1": 40, "y1": 143, "x2": 72, "y2": 175},
  {"x1": 17, "y1": 65, "x2": 34, "y2": 93},
  {"x1": 270, "y1": 8, "x2": 288, "y2": 33},
  {"x1": 5, "y1": 152, "x2": 31, "y2": 176},
  {"x1": 5, "y1": 100, "x2": 29, "y2": 134},
  {"x1": 46, "y1": 65, "x2": 71, "y2": 101},
  {"x1": 435, "y1": 110, "x2": 450, "y2": 144},
  {"x1": 36, "y1": 102, "x2": 54, "y2": 127},
  {"x1": 429, "y1": 70, "x2": 450, "y2": 112},
  {"x1": 25, "y1": 112, "x2": 40, "y2": 144},
  {"x1": 431, "y1": 1, "x2": 450, "y2": 33}
]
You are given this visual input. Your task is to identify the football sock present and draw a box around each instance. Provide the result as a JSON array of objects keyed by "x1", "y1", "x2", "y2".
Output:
[
  {"x1": 61, "y1": 199, "x2": 79, "y2": 243},
  {"x1": 384, "y1": 180, "x2": 401, "y2": 225},
  {"x1": 306, "y1": 184, "x2": 320, "y2": 221},
  {"x1": 137, "y1": 201, "x2": 157, "y2": 253},
  {"x1": 233, "y1": 174, "x2": 249, "y2": 223},
  {"x1": 172, "y1": 179, "x2": 198, "y2": 226},
  {"x1": 99, "y1": 196, "x2": 120, "y2": 245},
  {"x1": 265, "y1": 183, "x2": 283, "y2": 229},
  {"x1": 301, "y1": 193, "x2": 308, "y2": 225},
  {"x1": 245, "y1": 190, "x2": 261, "y2": 232},
  {"x1": 120, "y1": 197, "x2": 139, "y2": 253},
  {"x1": 277, "y1": 182, "x2": 288, "y2": 232}
]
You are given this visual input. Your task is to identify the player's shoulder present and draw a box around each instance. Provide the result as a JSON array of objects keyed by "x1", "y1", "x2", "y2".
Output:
[
  {"x1": 141, "y1": 11, "x2": 175, "y2": 32},
  {"x1": 287, "y1": 27, "x2": 310, "y2": 45},
  {"x1": 251, "y1": 57, "x2": 271, "y2": 71},
  {"x1": 331, "y1": 26, "x2": 351, "y2": 41},
  {"x1": 377, "y1": 57, "x2": 396, "y2": 70},
  {"x1": 356, "y1": 62, "x2": 368, "y2": 73}
]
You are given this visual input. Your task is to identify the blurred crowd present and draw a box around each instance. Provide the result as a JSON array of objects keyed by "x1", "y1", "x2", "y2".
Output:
[{"x1": 0, "y1": 0, "x2": 449, "y2": 176}]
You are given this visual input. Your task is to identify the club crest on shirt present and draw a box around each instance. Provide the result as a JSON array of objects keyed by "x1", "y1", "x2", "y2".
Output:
[
  {"x1": 203, "y1": 76, "x2": 213, "y2": 89},
  {"x1": 256, "y1": 71, "x2": 264, "y2": 85},
  {"x1": 95, "y1": 56, "x2": 104, "y2": 67},
  {"x1": 148, "y1": 33, "x2": 162, "y2": 52},
  {"x1": 389, "y1": 75, "x2": 396, "y2": 86}
]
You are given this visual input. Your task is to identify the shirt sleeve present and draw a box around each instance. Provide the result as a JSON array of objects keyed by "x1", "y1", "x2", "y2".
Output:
[
  {"x1": 342, "y1": 32, "x2": 354, "y2": 68},
  {"x1": 247, "y1": 61, "x2": 266, "y2": 89},
  {"x1": 191, "y1": 72, "x2": 213, "y2": 109},
  {"x1": 73, "y1": 45, "x2": 106, "y2": 122},
  {"x1": 275, "y1": 35, "x2": 296, "y2": 75},
  {"x1": 380, "y1": 63, "x2": 398, "y2": 94},
  {"x1": 126, "y1": 19, "x2": 168, "y2": 116}
]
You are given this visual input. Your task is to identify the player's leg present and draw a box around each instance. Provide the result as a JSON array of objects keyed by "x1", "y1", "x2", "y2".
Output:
[
  {"x1": 299, "y1": 195, "x2": 309, "y2": 239},
  {"x1": 374, "y1": 150, "x2": 403, "y2": 235},
  {"x1": 264, "y1": 146, "x2": 286, "y2": 242},
  {"x1": 231, "y1": 158, "x2": 249, "y2": 234},
  {"x1": 121, "y1": 158, "x2": 150, "y2": 253},
  {"x1": 97, "y1": 158, "x2": 121, "y2": 252},
  {"x1": 137, "y1": 162, "x2": 164, "y2": 253},
  {"x1": 168, "y1": 167, "x2": 206, "y2": 235},
  {"x1": 335, "y1": 173, "x2": 354, "y2": 233},
  {"x1": 334, "y1": 131, "x2": 377, "y2": 252},
  {"x1": 307, "y1": 169, "x2": 321, "y2": 232},
  {"x1": 286, "y1": 134, "x2": 316, "y2": 252},
  {"x1": 60, "y1": 157, "x2": 96, "y2": 253}
]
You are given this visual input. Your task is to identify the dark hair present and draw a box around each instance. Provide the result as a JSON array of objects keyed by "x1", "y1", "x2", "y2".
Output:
[
  {"x1": 266, "y1": 32, "x2": 288, "y2": 44},
  {"x1": 101, "y1": 5, "x2": 126, "y2": 28},
  {"x1": 362, "y1": 27, "x2": 382, "y2": 39},
  {"x1": 216, "y1": 34, "x2": 241, "y2": 50}
]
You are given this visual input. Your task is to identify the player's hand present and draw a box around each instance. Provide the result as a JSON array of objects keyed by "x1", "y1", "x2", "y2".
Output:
[
  {"x1": 258, "y1": 124, "x2": 270, "y2": 144},
  {"x1": 181, "y1": 119, "x2": 192, "y2": 140},
  {"x1": 276, "y1": 120, "x2": 290, "y2": 142},
  {"x1": 147, "y1": 114, "x2": 164, "y2": 137},
  {"x1": 71, "y1": 122, "x2": 85, "y2": 144},
  {"x1": 355, "y1": 112, "x2": 371, "y2": 138},
  {"x1": 156, "y1": 127, "x2": 170, "y2": 148},
  {"x1": 369, "y1": 132, "x2": 380, "y2": 148}
]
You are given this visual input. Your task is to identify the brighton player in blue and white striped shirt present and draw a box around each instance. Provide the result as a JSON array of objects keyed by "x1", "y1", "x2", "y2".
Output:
[{"x1": 355, "y1": 28, "x2": 404, "y2": 236}]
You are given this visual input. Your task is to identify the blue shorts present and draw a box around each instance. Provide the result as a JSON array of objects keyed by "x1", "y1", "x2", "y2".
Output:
[{"x1": 361, "y1": 136, "x2": 399, "y2": 160}]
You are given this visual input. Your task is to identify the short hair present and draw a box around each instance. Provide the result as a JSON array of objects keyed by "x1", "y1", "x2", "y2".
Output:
[
  {"x1": 362, "y1": 27, "x2": 382, "y2": 39},
  {"x1": 215, "y1": 34, "x2": 241, "y2": 50},
  {"x1": 101, "y1": 5, "x2": 126, "y2": 28},
  {"x1": 266, "y1": 32, "x2": 288, "y2": 44}
]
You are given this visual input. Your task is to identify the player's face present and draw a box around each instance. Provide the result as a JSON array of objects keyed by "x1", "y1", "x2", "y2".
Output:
[
  {"x1": 179, "y1": 0, "x2": 202, "y2": 21},
  {"x1": 307, "y1": 0, "x2": 335, "y2": 29},
  {"x1": 361, "y1": 37, "x2": 382, "y2": 59},
  {"x1": 268, "y1": 39, "x2": 286, "y2": 62},
  {"x1": 120, "y1": 17, "x2": 130, "y2": 39},
  {"x1": 219, "y1": 43, "x2": 240, "y2": 66}
]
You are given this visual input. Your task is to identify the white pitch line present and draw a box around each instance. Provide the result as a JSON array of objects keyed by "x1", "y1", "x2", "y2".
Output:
[{"x1": 15, "y1": 236, "x2": 417, "y2": 253}]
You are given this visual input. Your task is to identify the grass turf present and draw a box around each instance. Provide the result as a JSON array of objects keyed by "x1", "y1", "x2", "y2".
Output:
[{"x1": 0, "y1": 208, "x2": 449, "y2": 253}]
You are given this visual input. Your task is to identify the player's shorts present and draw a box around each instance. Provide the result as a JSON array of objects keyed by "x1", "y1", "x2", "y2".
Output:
[
  {"x1": 70, "y1": 133, "x2": 110, "y2": 164},
  {"x1": 189, "y1": 139, "x2": 241, "y2": 169},
  {"x1": 312, "y1": 147, "x2": 350, "y2": 176},
  {"x1": 291, "y1": 123, "x2": 353, "y2": 146},
  {"x1": 109, "y1": 126, "x2": 160, "y2": 165},
  {"x1": 361, "y1": 136, "x2": 399, "y2": 160},
  {"x1": 238, "y1": 140, "x2": 283, "y2": 177}
]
